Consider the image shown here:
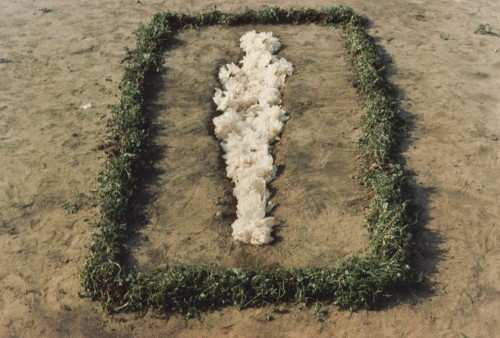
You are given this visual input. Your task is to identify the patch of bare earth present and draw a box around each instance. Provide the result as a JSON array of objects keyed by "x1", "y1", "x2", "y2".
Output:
[{"x1": 131, "y1": 25, "x2": 368, "y2": 271}]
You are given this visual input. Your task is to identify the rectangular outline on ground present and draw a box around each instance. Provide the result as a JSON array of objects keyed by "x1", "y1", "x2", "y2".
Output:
[{"x1": 80, "y1": 7, "x2": 414, "y2": 316}]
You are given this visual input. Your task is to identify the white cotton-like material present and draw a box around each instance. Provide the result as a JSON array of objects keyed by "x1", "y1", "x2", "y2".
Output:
[
  {"x1": 239, "y1": 30, "x2": 282, "y2": 54},
  {"x1": 213, "y1": 31, "x2": 293, "y2": 245}
]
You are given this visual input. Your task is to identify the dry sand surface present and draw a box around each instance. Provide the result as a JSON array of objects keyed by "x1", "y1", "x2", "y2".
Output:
[{"x1": 1, "y1": 0, "x2": 499, "y2": 337}]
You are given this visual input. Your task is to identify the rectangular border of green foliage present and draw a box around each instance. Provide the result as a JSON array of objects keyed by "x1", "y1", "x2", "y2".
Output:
[{"x1": 81, "y1": 6, "x2": 415, "y2": 316}]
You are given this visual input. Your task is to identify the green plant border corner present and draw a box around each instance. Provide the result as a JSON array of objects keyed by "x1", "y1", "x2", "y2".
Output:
[{"x1": 80, "y1": 6, "x2": 417, "y2": 316}]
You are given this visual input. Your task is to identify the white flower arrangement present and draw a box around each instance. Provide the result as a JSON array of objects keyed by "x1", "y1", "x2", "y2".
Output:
[{"x1": 213, "y1": 31, "x2": 294, "y2": 245}]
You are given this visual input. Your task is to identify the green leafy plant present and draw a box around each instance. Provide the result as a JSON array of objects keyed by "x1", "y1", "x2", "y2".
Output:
[
  {"x1": 474, "y1": 23, "x2": 493, "y2": 35},
  {"x1": 39, "y1": 7, "x2": 54, "y2": 14},
  {"x1": 62, "y1": 202, "x2": 78, "y2": 214},
  {"x1": 80, "y1": 6, "x2": 417, "y2": 316}
]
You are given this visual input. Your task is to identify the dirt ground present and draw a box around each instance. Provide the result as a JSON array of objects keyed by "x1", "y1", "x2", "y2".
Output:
[
  {"x1": 0, "y1": 0, "x2": 499, "y2": 337},
  {"x1": 132, "y1": 24, "x2": 368, "y2": 270}
]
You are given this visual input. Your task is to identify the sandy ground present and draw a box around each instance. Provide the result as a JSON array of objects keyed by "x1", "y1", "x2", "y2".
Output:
[{"x1": 0, "y1": 0, "x2": 499, "y2": 337}]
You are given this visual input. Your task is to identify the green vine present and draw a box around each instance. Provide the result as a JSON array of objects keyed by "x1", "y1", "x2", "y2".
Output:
[{"x1": 80, "y1": 7, "x2": 416, "y2": 316}]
